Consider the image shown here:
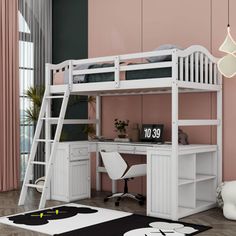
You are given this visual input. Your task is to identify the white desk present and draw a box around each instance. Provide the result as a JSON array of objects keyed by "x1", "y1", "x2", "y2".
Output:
[
  {"x1": 52, "y1": 141, "x2": 219, "y2": 220},
  {"x1": 89, "y1": 141, "x2": 166, "y2": 193}
]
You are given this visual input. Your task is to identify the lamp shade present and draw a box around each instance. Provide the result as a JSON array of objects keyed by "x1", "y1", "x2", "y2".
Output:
[
  {"x1": 217, "y1": 53, "x2": 236, "y2": 78},
  {"x1": 219, "y1": 27, "x2": 236, "y2": 54}
]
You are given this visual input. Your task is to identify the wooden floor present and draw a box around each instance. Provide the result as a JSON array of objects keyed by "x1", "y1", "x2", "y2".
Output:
[{"x1": 0, "y1": 190, "x2": 236, "y2": 236}]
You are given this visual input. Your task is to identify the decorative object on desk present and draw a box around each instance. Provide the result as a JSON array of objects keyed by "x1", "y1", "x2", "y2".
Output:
[
  {"x1": 217, "y1": 0, "x2": 236, "y2": 78},
  {"x1": 114, "y1": 119, "x2": 129, "y2": 138},
  {"x1": 140, "y1": 124, "x2": 164, "y2": 143},
  {"x1": 221, "y1": 181, "x2": 236, "y2": 220},
  {"x1": 178, "y1": 129, "x2": 189, "y2": 145}
]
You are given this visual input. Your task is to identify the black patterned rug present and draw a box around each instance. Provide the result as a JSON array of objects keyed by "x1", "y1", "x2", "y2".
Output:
[{"x1": 0, "y1": 204, "x2": 211, "y2": 236}]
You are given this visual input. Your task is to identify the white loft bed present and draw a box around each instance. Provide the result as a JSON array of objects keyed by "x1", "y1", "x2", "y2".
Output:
[{"x1": 19, "y1": 45, "x2": 222, "y2": 219}]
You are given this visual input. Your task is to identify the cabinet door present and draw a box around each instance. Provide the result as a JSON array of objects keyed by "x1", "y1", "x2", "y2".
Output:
[
  {"x1": 69, "y1": 160, "x2": 90, "y2": 201},
  {"x1": 51, "y1": 146, "x2": 69, "y2": 202}
]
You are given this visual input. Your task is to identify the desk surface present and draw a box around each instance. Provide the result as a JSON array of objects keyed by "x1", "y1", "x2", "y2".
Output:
[{"x1": 88, "y1": 141, "x2": 217, "y2": 154}]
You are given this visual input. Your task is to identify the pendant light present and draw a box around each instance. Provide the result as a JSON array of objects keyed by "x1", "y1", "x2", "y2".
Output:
[{"x1": 217, "y1": 0, "x2": 236, "y2": 78}]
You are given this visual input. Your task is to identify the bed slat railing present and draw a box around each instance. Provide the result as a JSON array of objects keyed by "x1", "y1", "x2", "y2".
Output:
[
  {"x1": 179, "y1": 58, "x2": 184, "y2": 81},
  {"x1": 195, "y1": 52, "x2": 199, "y2": 83},
  {"x1": 200, "y1": 53, "x2": 204, "y2": 84},
  {"x1": 214, "y1": 64, "x2": 218, "y2": 85},
  {"x1": 177, "y1": 46, "x2": 219, "y2": 86},
  {"x1": 209, "y1": 61, "x2": 213, "y2": 84},
  {"x1": 49, "y1": 45, "x2": 220, "y2": 89},
  {"x1": 185, "y1": 56, "x2": 189, "y2": 82},
  {"x1": 190, "y1": 54, "x2": 194, "y2": 82},
  {"x1": 205, "y1": 56, "x2": 208, "y2": 84}
]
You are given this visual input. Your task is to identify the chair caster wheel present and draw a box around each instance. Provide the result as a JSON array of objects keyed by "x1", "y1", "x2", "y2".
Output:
[
  {"x1": 139, "y1": 200, "x2": 144, "y2": 206},
  {"x1": 115, "y1": 201, "x2": 120, "y2": 206},
  {"x1": 104, "y1": 198, "x2": 108, "y2": 202}
]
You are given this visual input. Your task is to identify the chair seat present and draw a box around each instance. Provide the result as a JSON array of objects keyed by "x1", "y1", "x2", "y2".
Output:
[
  {"x1": 121, "y1": 164, "x2": 146, "y2": 179},
  {"x1": 100, "y1": 151, "x2": 147, "y2": 206}
]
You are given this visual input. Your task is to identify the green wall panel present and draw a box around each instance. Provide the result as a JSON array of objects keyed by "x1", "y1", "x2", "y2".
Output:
[
  {"x1": 52, "y1": 0, "x2": 88, "y2": 63},
  {"x1": 52, "y1": 0, "x2": 88, "y2": 141}
]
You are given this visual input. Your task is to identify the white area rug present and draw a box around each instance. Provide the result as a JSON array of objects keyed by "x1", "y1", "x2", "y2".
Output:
[{"x1": 0, "y1": 203, "x2": 131, "y2": 235}]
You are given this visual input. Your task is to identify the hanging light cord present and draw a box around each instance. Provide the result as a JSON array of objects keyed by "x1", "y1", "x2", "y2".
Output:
[{"x1": 228, "y1": 0, "x2": 230, "y2": 27}]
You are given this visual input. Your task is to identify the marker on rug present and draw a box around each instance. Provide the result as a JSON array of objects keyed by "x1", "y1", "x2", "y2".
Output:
[
  {"x1": 40, "y1": 213, "x2": 43, "y2": 218},
  {"x1": 56, "y1": 210, "x2": 59, "y2": 215}
]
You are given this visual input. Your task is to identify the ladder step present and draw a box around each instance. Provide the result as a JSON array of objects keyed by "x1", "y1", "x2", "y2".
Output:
[
  {"x1": 26, "y1": 184, "x2": 44, "y2": 189},
  {"x1": 31, "y1": 161, "x2": 46, "y2": 165},
  {"x1": 36, "y1": 139, "x2": 54, "y2": 143},
  {"x1": 41, "y1": 118, "x2": 59, "y2": 121},
  {"x1": 46, "y1": 95, "x2": 64, "y2": 99}
]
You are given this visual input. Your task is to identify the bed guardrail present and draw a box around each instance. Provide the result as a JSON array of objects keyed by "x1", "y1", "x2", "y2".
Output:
[
  {"x1": 177, "y1": 45, "x2": 220, "y2": 85},
  {"x1": 47, "y1": 45, "x2": 221, "y2": 90}
]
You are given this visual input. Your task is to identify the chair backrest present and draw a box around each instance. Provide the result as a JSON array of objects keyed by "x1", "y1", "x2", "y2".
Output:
[{"x1": 100, "y1": 151, "x2": 128, "y2": 180}]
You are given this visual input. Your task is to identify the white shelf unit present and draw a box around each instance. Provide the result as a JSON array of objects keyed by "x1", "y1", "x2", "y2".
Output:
[
  {"x1": 147, "y1": 145, "x2": 218, "y2": 220},
  {"x1": 51, "y1": 142, "x2": 91, "y2": 202},
  {"x1": 19, "y1": 45, "x2": 222, "y2": 213}
]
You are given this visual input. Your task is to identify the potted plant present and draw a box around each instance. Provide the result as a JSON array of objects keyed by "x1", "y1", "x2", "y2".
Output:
[
  {"x1": 114, "y1": 119, "x2": 129, "y2": 138},
  {"x1": 25, "y1": 86, "x2": 45, "y2": 125}
]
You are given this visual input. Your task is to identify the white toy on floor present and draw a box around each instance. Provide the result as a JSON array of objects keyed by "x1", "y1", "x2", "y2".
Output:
[{"x1": 222, "y1": 181, "x2": 236, "y2": 220}]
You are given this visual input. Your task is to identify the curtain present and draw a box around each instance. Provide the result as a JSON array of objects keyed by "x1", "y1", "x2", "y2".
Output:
[
  {"x1": 19, "y1": 0, "x2": 52, "y2": 180},
  {"x1": 0, "y1": 0, "x2": 20, "y2": 191},
  {"x1": 19, "y1": 0, "x2": 52, "y2": 181}
]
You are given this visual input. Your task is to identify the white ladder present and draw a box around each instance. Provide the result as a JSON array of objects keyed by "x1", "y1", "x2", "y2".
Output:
[{"x1": 18, "y1": 86, "x2": 70, "y2": 209}]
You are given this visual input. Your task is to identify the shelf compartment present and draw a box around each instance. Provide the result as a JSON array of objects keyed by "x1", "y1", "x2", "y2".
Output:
[
  {"x1": 196, "y1": 179, "x2": 217, "y2": 203},
  {"x1": 179, "y1": 154, "x2": 196, "y2": 180},
  {"x1": 179, "y1": 183, "x2": 195, "y2": 209},
  {"x1": 196, "y1": 152, "x2": 217, "y2": 176}
]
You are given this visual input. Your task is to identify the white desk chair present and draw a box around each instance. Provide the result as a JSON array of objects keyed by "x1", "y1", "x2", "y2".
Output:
[{"x1": 100, "y1": 151, "x2": 146, "y2": 206}]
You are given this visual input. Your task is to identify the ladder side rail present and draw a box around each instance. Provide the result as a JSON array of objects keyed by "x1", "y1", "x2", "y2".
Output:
[
  {"x1": 39, "y1": 87, "x2": 70, "y2": 209},
  {"x1": 18, "y1": 88, "x2": 49, "y2": 205}
]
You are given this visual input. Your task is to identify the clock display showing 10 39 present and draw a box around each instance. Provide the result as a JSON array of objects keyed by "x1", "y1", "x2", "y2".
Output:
[{"x1": 140, "y1": 124, "x2": 164, "y2": 143}]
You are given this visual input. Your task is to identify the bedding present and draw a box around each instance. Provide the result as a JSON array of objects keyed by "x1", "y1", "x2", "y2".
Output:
[{"x1": 146, "y1": 44, "x2": 183, "y2": 63}]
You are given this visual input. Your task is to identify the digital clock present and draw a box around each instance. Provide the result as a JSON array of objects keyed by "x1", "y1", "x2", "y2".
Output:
[{"x1": 140, "y1": 124, "x2": 164, "y2": 143}]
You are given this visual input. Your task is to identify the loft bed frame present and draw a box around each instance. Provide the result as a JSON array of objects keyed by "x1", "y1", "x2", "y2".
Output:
[
  {"x1": 19, "y1": 45, "x2": 222, "y2": 218},
  {"x1": 47, "y1": 45, "x2": 222, "y2": 218}
]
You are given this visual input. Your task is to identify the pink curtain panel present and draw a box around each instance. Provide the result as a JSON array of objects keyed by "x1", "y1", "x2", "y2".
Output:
[{"x1": 0, "y1": 0, "x2": 20, "y2": 191}]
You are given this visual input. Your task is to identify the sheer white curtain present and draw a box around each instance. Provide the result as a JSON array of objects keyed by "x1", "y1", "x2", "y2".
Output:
[{"x1": 19, "y1": 0, "x2": 52, "y2": 180}]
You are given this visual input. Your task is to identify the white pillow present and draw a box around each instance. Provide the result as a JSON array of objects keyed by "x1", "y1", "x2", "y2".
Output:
[{"x1": 147, "y1": 44, "x2": 183, "y2": 63}]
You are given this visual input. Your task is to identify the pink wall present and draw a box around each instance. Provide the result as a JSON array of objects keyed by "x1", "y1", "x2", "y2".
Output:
[{"x1": 88, "y1": 0, "x2": 236, "y2": 192}]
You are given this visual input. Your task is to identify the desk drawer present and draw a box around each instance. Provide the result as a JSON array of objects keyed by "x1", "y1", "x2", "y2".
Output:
[
  {"x1": 70, "y1": 144, "x2": 89, "y2": 161},
  {"x1": 118, "y1": 145, "x2": 135, "y2": 154},
  {"x1": 98, "y1": 144, "x2": 118, "y2": 152}
]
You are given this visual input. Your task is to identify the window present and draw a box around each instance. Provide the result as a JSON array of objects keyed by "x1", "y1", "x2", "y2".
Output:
[{"x1": 19, "y1": 11, "x2": 34, "y2": 180}]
